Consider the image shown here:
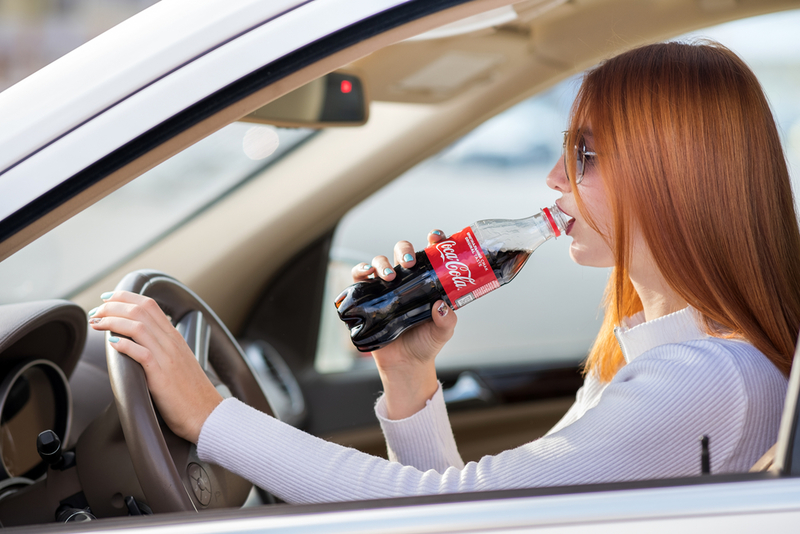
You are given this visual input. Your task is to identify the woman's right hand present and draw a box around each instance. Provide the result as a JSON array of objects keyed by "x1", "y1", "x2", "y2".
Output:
[{"x1": 351, "y1": 231, "x2": 457, "y2": 419}]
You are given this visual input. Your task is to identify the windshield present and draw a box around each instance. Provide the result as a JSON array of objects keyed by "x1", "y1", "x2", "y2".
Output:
[{"x1": 0, "y1": 124, "x2": 313, "y2": 304}]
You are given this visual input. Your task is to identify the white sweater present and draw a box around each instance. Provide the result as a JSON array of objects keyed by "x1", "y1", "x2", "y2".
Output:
[{"x1": 197, "y1": 307, "x2": 787, "y2": 504}]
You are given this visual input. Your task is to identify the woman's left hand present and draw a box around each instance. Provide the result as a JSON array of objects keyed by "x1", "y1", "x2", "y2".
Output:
[{"x1": 88, "y1": 291, "x2": 223, "y2": 443}]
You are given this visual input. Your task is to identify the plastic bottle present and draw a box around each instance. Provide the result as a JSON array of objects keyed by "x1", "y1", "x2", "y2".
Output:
[{"x1": 334, "y1": 205, "x2": 570, "y2": 352}]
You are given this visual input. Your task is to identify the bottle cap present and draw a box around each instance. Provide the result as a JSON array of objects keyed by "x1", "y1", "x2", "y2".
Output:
[{"x1": 542, "y1": 205, "x2": 569, "y2": 237}]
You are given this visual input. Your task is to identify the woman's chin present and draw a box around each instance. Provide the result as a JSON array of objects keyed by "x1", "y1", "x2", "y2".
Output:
[{"x1": 568, "y1": 242, "x2": 614, "y2": 268}]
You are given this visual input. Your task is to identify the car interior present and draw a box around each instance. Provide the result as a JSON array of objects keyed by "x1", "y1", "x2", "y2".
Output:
[{"x1": 0, "y1": 0, "x2": 797, "y2": 528}]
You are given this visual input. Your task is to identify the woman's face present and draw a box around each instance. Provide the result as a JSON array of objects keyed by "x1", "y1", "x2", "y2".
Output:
[{"x1": 546, "y1": 131, "x2": 616, "y2": 268}]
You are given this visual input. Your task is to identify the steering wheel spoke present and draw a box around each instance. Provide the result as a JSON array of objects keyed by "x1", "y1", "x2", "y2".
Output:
[{"x1": 175, "y1": 311, "x2": 211, "y2": 371}]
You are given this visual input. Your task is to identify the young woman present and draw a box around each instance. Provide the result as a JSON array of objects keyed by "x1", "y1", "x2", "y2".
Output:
[{"x1": 89, "y1": 41, "x2": 797, "y2": 503}]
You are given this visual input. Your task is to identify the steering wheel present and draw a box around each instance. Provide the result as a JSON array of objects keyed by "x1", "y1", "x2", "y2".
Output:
[{"x1": 105, "y1": 270, "x2": 274, "y2": 513}]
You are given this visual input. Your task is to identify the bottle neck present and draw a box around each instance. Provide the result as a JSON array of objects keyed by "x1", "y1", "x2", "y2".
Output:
[
  {"x1": 472, "y1": 205, "x2": 568, "y2": 254},
  {"x1": 542, "y1": 205, "x2": 569, "y2": 237}
]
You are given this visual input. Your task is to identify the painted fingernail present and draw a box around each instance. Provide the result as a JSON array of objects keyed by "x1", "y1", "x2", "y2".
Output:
[
  {"x1": 432, "y1": 230, "x2": 443, "y2": 236},
  {"x1": 361, "y1": 264, "x2": 372, "y2": 271},
  {"x1": 88, "y1": 307, "x2": 98, "y2": 317},
  {"x1": 89, "y1": 318, "x2": 102, "y2": 325},
  {"x1": 108, "y1": 336, "x2": 120, "y2": 343},
  {"x1": 403, "y1": 253, "x2": 414, "y2": 263},
  {"x1": 383, "y1": 267, "x2": 393, "y2": 275},
  {"x1": 437, "y1": 302, "x2": 449, "y2": 317},
  {"x1": 101, "y1": 291, "x2": 114, "y2": 300}
]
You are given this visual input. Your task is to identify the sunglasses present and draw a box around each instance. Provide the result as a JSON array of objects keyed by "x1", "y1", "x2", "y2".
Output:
[{"x1": 562, "y1": 132, "x2": 597, "y2": 185}]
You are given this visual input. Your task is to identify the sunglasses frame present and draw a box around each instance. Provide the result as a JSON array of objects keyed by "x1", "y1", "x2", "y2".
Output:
[{"x1": 562, "y1": 132, "x2": 597, "y2": 185}]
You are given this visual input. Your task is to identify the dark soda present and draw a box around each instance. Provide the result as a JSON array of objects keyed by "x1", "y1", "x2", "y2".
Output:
[{"x1": 334, "y1": 206, "x2": 570, "y2": 352}]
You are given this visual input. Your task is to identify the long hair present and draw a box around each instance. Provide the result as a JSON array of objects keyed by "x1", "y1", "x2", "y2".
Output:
[{"x1": 567, "y1": 41, "x2": 800, "y2": 382}]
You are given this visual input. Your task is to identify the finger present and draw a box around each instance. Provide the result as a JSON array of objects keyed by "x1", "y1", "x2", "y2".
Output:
[
  {"x1": 393, "y1": 241, "x2": 416, "y2": 267},
  {"x1": 351, "y1": 262, "x2": 375, "y2": 282},
  {"x1": 89, "y1": 301, "x2": 179, "y2": 359},
  {"x1": 89, "y1": 315, "x2": 165, "y2": 356},
  {"x1": 427, "y1": 230, "x2": 446, "y2": 245},
  {"x1": 92, "y1": 296, "x2": 175, "y2": 337},
  {"x1": 371, "y1": 255, "x2": 396, "y2": 281},
  {"x1": 106, "y1": 335, "x2": 158, "y2": 372},
  {"x1": 429, "y1": 300, "x2": 457, "y2": 344}
]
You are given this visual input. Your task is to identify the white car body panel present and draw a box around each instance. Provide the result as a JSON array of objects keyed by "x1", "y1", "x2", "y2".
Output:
[
  {"x1": 77, "y1": 478, "x2": 800, "y2": 534},
  {"x1": 0, "y1": 0, "x2": 415, "y2": 220},
  {"x1": 0, "y1": 0, "x2": 306, "y2": 175}
]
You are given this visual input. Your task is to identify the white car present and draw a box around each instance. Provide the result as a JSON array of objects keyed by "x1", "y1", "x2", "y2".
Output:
[{"x1": 0, "y1": 0, "x2": 798, "y2": 532}]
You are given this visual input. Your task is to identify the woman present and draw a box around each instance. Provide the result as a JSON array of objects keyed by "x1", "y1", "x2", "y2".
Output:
[{"x1": 89, "y1": 41, "x2": 796, "y2": 503}]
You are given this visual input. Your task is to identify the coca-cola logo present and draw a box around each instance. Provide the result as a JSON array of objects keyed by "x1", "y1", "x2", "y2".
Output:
[{"x1": 436, "y1": 240, "x2": 476, "y2": 289}]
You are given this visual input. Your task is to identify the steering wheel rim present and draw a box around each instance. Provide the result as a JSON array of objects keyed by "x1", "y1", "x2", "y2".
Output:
[{"x1": 106, "y1": 270, "x2": 274, "y2": 513}]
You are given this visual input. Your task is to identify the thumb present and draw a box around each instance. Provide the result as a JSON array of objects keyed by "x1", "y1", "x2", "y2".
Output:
[{"x1": 429, "y1": 301, "x2": 457, "y2": 345}]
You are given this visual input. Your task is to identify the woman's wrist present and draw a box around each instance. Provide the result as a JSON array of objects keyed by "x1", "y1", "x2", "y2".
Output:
[{"x1": 377, "y1": 361, "x2": 438, "y2": 420}]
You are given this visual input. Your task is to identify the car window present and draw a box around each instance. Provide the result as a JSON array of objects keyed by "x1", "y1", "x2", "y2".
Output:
[
  {"x1": 0, "y1": 124, "x2": 313, "y2": 304},
  {"x1": 315, "y1": 8, "x2": 800, "y2": 374}
]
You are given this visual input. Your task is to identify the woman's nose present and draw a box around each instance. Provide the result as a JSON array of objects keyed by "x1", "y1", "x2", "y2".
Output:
[{"x1": 546, "y1": 158, "x2": 571, "y2": 193}]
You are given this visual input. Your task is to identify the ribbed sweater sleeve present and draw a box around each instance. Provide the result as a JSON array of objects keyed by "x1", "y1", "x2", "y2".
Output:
[
  {"x1": 374, "y1": 383, "x2": 464, "y2": 472},
  {"x1": 196, "y1": 338, "x2": 785, "y2": 505}
]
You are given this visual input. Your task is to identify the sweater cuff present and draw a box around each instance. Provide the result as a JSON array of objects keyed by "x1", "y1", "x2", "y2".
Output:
[
  {"x1": 197, "y1": 397, "x2": 245, "y2": 465},
  {"x1": 374, "y1": 383, "x2": 464, "y2": 472}
]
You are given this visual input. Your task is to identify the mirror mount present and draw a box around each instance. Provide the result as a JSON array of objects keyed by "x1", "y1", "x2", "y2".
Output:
[{"x1": 240, "y1": 71, "x2": 368, "y2": 128}]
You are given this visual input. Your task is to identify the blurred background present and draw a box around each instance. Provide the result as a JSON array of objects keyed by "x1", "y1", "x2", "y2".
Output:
[{"x1": 0, "y1": 0, "x2": 158, "y2": 91}]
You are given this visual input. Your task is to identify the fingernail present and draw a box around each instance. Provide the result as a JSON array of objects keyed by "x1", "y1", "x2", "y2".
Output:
[
  {"x1": 361, "y1": 264, "x2": 372, "y2": 271},
  {"x1": 108, "y1": 336, "x2": 120, "y2": 343},
  {"x1": 432, "y1": 230, "x2": 443, "y2": 236},
  {"x1": 403, "y1": 253, "x2": 414, "y2": 263},
  {"x1": 437, "y1": 302, "x2": 449, "y2": 317},
  {"x1": 88, "y1": 307, "x2": 98, "y2": 317},
  {"x1": 383, "y1": 267, "x2": 393, "y2": 275},
  {"x1": 101, "y1": 291, "x2": 114, "y2": 300},
  {"x1": 89, "y1": 318, "x2": 102, "y2": 325}
]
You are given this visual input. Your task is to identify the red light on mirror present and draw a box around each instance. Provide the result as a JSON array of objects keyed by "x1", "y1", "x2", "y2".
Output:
[{"x1": 340, "y1": 80, "x2": 352, "y2": 94}]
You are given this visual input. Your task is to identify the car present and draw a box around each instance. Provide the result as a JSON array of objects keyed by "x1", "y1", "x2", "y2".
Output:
[{"x1": 0, "y1": 0, "x2": 798, "y2": 531}]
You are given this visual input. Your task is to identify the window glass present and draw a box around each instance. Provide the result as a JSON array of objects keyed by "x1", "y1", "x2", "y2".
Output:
[
  {"x1": 316, "y1": 8, "x2": 800, "y2": 374},
  {"x1": 0, "y1": 124, "x2": 313, "y2": 303}
]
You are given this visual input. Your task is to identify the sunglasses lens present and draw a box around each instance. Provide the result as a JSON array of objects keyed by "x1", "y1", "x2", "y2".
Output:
[
  {"x1": 562, "y1": 132, "x2": 587, "y2": 184},
  {"x1": 574, "y1": 139, "x2": 586, "y2": 183}
]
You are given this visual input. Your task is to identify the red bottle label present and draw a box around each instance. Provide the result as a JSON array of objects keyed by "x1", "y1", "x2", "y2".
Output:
[{"x1": 424, "y1": 227, "x2": 500, "y2": 309}]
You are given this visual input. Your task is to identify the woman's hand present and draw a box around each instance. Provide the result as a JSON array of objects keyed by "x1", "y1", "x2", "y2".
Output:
[
  {"x1": 352, "y1": 230, "x2": 457, "y2": 419},
  {"x1": 88, "y1": 291, "x2": 223, "y2": 444}
]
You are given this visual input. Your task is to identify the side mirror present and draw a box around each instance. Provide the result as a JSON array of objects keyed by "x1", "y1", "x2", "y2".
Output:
[{"x1": 240, "y1": 71, "x2": 368, "y2": 128}]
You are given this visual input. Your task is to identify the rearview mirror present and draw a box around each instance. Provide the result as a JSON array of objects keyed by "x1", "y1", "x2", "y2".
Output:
[{"x1": 240, "y1": 71, "x2": 368, "y2": 128}]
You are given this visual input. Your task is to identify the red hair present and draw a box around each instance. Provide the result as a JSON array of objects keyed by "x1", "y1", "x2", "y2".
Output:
[{"x1": 567, "y1": 41, "x2": 800, "y2": 382}]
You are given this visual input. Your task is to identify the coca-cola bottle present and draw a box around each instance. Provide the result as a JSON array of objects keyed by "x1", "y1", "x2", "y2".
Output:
[{"x1": 334, "y1": 205, "x2": 570, "y2": 352}]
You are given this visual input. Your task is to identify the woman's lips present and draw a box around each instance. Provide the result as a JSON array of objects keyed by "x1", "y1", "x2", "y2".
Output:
[{"x1": 556, "y1": 202, "x2": 576, "y2": 235}]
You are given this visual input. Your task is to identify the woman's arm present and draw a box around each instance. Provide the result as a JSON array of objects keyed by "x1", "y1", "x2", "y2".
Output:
[
  {"x1": 87, "y1": 230, "x2": 457, "y2": 442},
  {"x1": 375, "y1": 383, "x2": 465, "y2": 472},
  {"x1": 195, "y1": 340, "x2": 759, "y2": 504},
  {"x1": 88, "y1": 291, "x2": 222, "y2": 443},
  {"x1": 350, "y1": 231, "x2": 457, "y2": 420}
]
